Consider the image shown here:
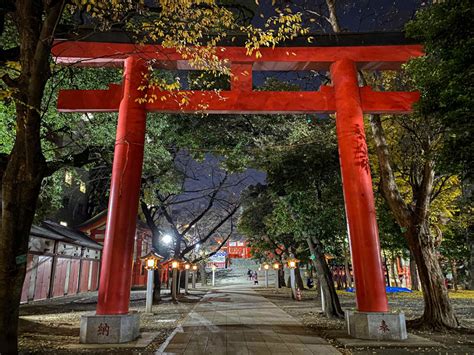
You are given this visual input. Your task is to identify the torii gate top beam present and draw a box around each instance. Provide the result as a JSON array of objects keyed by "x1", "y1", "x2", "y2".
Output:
[
  {"x1": 52, "y1": 32, "x2": 422, "y2": 71},
  {"x1": 52, "y1": 32, "x2": 422, "y2": 115}
]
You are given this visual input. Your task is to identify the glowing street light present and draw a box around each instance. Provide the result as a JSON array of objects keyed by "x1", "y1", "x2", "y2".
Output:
[
  {"x1": 162, "y1": 234, "x2": 173, "y2": 245},
  {"x1": 287, "y1": 257, "x2": 299, "y2": 269},
  {"x1": 168, "y1": 259, "x2": 182, "y2": 302},
  {"x1": 262, "y1": 263, "x2": 270, "y2": 287},
  {"x1": 191, "y1": 264, "x2": 198, "y2": 288},
  {"x1": 273, "y1": 262, "x2": 281, "y2": 289},
  {"x1": 286, "y1": 256, "x2": 299, "y2": 300},
  {"x1": 183, "y1": 263, "x2": 191, "y2": 294},
  {"x1": 140, "y1": 251, "x2": 163, "y2": 313}
]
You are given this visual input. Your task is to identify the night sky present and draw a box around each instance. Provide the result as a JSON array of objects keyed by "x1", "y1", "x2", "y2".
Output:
[{"x1": 172, "y1": 0, "x2": 425, "y2": 222}]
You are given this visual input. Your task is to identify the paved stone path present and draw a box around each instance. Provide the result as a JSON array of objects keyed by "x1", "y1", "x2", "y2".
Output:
[{"x1": 157, "y1": 285, "x2": 341, "y2": 354}]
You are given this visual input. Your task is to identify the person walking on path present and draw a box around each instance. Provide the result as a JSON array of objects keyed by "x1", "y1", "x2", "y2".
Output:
[{"x1": 253, "y1": 271, "x2": 259, "y2": 285}]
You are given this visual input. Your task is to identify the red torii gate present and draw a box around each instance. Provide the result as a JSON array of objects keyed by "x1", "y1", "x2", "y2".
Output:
[{"x1": 52, "y1": 35, "x2": 422, "y2": 342}]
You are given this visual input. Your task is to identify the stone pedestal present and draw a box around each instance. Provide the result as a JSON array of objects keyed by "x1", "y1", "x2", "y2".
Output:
[
  {"x1": 80, "y1": 312, "x2": 140, "y2": 344},
  {"x1": 345, "y1": 310, "x2": 407, "y2": 340}
]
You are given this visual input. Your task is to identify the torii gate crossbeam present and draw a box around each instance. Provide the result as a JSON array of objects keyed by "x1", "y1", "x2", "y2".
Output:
[{"x1": 52, "y1": 36, "x2": 422, "y2": 343}]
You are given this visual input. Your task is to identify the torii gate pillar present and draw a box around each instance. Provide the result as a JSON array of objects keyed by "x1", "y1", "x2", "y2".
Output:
[
  {"x1": 331, "y1": 59, "x2": 407, "y2": 340},
  {"x1": 80, "y1": 56, "x2": 147, "y2": 343}
]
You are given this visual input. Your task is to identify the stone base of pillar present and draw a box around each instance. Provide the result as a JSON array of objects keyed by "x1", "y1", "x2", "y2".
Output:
[
  {"x1": 345, "y1": 310, "x2": 407, "y2": 341},
  {"x1": 80, "y1": 312, "x2": 140, "y2": 344}
]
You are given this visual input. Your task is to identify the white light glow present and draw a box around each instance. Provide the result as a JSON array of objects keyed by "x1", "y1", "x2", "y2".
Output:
[{"x1": 162, "y1": 234, "x2": 172, "y2": 245}]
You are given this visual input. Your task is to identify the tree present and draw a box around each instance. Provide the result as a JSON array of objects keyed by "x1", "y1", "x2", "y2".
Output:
[
  {"x1": 140, "y1": 155, "x2": 245, "y2": 262},
  {"x1": 0, "y1": 1, "x2": 308, "y2": 351},
  {"x1": 357, "y1": 0, "x2": 472, "y2": 328},
  {"x1": 405, "y1": 0, "x2": 473, "y2": 178},
  {"x1": 310, "y1": 0, "x2": 468, "y2": 329},
  {"x1": 239, "y1": 118, "x2": 346, "y2": 318},
  {"x1": 265, "y1": 120, "x2": 345, "y2": 318},
  {"x1": 239, "y1": 185, "x2": 307, "y2": 290}
]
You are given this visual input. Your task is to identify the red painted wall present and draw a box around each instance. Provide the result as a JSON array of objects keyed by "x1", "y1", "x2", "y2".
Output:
[
  {"x1": 20, "y1": 255, "x2": 34, "y2": 303},
  {"x1": 34, "y1": 256, "x2": 52, "y2": 300},
  {"x1": 67, "y1": 259, "x2": 80, "y2": 295},
  {"x1": 90, "y1": 260, "x2": 100, "y2": 291},
  {"x1": 79, "y1": 260, "x2": 91, "y2": 293},
  {"x1": 52, "y1": 258, "x2": 68, "y2": 297}
]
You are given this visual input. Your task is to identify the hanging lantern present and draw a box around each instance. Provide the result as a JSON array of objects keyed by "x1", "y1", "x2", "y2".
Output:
[
  {"x1": 287, "y1": 257, "x2": 299, "y2": 269},
  {"x1": 141, "y1": 251, "x2": 164, "y2": 271},
  {"x1": 170, "y1": 259, "x2": 180, "y2": 269}
]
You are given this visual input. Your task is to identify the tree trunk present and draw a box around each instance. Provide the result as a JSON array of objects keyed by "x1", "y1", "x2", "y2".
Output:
[
  {"x1": 153, "y1": 269, "x2": 162, "y2": 304},
  {"x1": 369, "y1": 113, "x2": 458, "y2": 329},
  {"x1": 278, "y1": 269, "x2": 286, "y2": 287},
  {"x1": 200, "y1": 263, "x2": 207, "y2": 286},
  {"x1": 406, "y1": 223, "x2": 459, "y2": 329},
  {"x1": 277, "y1": 256, "x2": 286, "y2": 287},
  {"x1": 0, "y1": 145, "x2": 44, "y2": 354},
  {"x1": 383, "y1": 253, "x2": 391, "y2": 287},
  {"x1": 295, "y1": 267, "x2": 305, "y2": 290},
  {"x1": 343, "y1": 240, "x2": 352, "y2": 288},
  {"x1": 469, "y1": 234, "x2": 474, "y2": 290},
  {"x1": 307, "y1": 237, "x2": 344, "y2": 318},
  {"x1": 391, "y1": 253, "x2": 399, "y2": 287},
  {"x1": 0, "y1": 2, "x2": 65, "y2": 353},
  {"x1": 449, "y1": 259, "x2": 458, "y2": 292},
  {"x1": 325, "y1": 0, "x2": 342, "y2": 32},
  {"x1": 409, "y1": 252, "x2": 420, "y2": 291}
]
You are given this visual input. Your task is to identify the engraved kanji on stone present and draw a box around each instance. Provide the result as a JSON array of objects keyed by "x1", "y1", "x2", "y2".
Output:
[
  {"x1": 379, "y1": 320, "x2": 390, "y2": 333},
  {"x1": 97, "y1": 322, "x2": 110, "y2": 336}
]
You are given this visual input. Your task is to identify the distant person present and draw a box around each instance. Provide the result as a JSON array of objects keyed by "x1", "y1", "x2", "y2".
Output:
[
  {"x1": 247, "y1": 269, "x2": 252, "y2": 280},
  {"x1": 253, "y1": 271, "x2": 259, "y2": 285},
  {"x1": 306, "y1": 277, "x2": 314, "y2": 289}
]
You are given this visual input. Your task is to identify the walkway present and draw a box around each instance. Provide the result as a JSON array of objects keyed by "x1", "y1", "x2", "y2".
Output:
[{"x1": 157, "y1": 285, "x2": 341, "y2": 354}]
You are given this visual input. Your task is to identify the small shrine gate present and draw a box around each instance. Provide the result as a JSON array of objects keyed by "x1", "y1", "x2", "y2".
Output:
[{"x1": 52, "y1": 33, "x2": 422, "y2": 343}]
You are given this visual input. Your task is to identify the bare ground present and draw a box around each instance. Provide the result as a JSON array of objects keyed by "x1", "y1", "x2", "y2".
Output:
[
  {"x1": 18, "y1": 288, "x2": 209, "y2": 354},
  {"x1": 17, "y1": 286, "x2": 474, "y2": 354},
  {"x1": 255, "y1": 287, "x2": 474, "y2": 354}
]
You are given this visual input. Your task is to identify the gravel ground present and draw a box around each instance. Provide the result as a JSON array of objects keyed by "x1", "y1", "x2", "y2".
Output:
[
  {"x1": 18, "y1": 288, "x2": 210, "y2": 354},
  {"x1": 255, "y1": 287, "x2": 474, "y2": 354}
]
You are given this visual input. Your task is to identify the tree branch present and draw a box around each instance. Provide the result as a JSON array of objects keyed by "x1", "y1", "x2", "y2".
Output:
[
  {"x1": 44, "y1": 147, "x2": 98, "y2": 176},
  {"x1": 180, "y1": 203, "x2": 239, "y2": 257},
  {"x1": 181, "y1": 173, "x2": 228, "y2": 236},
  {"x1": 191, "y1": 231, "x2": 233, "y2": 264},
  {"x1": 369, "y1": 114, "x2": 412, "y2": 226},
  {"x1": 414, "y1": 159, "x2": 434, "y2": 224}
]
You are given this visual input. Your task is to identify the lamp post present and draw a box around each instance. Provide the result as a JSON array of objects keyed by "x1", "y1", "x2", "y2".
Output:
[
  {"x1": 211, "y1": 264, "x2": 217, "y2": 286},
  {"x1": 287, "y1": 257, "x2": 299, "y2": 300},
  {"x1": 273, "y1": 262, "x2": 280, "y2": 289},
  {"x1": 141, "y1": 251, "x2": 163, "y2": 313},
  {"x1": 192, "y1": 265, "x2": 198, "y2": 288},
  {"x1": 184, "y1": 263, "x2": 191, "y2": 294},
  {"x1": 170, "y1": 259, "x2": 180, "y2": 302},
  {"x1": 262, "y1": 263, "x2": 270, "y2": 287}
]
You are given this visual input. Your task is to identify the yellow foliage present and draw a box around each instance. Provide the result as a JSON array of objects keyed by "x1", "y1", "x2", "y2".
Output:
[{"x1": 66, "y1": 1, "x2": 309, "y2": 110}]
